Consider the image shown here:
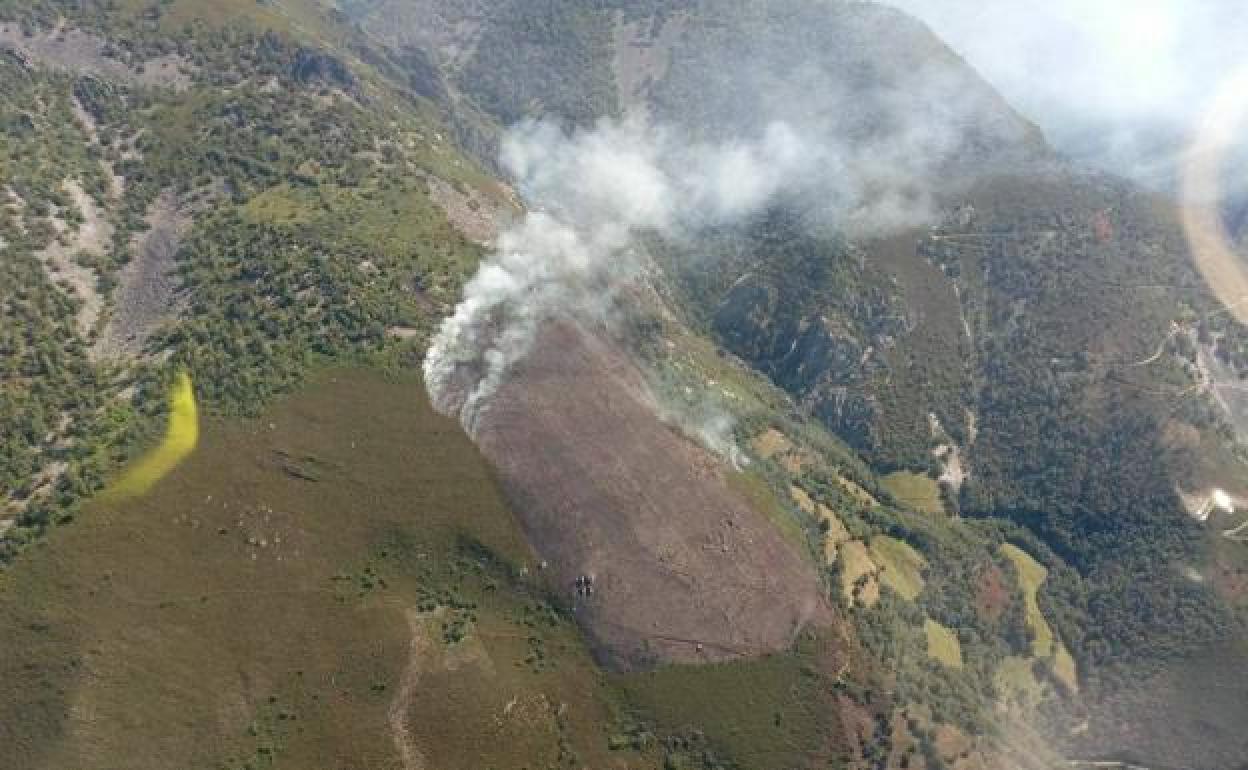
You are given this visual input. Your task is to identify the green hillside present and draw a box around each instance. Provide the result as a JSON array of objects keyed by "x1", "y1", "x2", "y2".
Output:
[{"x1": 2, "y1": 1, "x2": 1247, "y2": 768}]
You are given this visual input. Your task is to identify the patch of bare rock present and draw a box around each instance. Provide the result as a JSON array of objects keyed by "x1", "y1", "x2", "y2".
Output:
[
  {"x1": 424, "y1": 175, "x2": 514, "y2": 246},
  {"x1": 0, "y1": 19, "x2": 192, "y2": 89},
  {"x1": 94, "y1": 190, "x2": 193, "y2": 359}
]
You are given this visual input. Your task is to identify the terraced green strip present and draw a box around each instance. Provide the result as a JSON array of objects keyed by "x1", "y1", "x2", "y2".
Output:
[
  {"x1": 925, "y1": 618, "x2": 963, "y2": 668},
  {"x1": 1001, "y1": 543, "x2": 1078, "y2": 692}
]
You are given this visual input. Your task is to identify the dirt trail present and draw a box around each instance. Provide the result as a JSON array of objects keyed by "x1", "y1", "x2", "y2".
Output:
[
  {"x1": 1126, "y1": 322, "x2": 1179, "y2": 367},
  {"x1": 389, "y1": 609, "x2": 434, "y2": 770}
]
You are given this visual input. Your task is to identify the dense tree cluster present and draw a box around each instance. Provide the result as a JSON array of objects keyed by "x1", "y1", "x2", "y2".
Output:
[{"x1": 0, "y1": 1, "x2": 486, "y2": 556}]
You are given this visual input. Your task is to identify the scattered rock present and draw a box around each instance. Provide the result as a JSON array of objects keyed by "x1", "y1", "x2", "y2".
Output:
[
  {"x1": 36, "y1": 180, "x2": 109, "y2": 336},
  {"x1": 0, "y1": 21, "x2": 192, "y2": 90},
  {"x1": 94, "y1": 190, "x2": 194, "y2": 359}
]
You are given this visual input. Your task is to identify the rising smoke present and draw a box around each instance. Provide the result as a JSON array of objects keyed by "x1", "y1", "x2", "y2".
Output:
[
  {"x1": 422, "y1": 118, "x2": 814, "y2": 434},
  {"x1": 422, "y1": 108, "x2": 977, "y2": 437},
  {"x1": 423, "y1": 3, "x2": 1039, "y2": 441}
]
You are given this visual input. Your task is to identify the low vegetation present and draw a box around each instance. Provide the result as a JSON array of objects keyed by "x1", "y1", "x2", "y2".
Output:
[
  {"x1": 925, "y1": 619, "x2": 963, "y2": 669},
  {"x1": 870, "y1": 535, "x2": 927, "y2": 602},
  {"x1": 881, "y1": 471, "x2": 946, "y2": 516},
  {"x1": 5, "y1": 0, "x2": 1247, "y2": 766}
]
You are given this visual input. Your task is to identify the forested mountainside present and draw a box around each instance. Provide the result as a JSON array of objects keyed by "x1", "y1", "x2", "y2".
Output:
[
  {"x1": 321, "y1": 0, "x2": 1248, "y2": 763},
  {"x1": 0, "y1": 0, "x2": 502, "y2": 547},
  {"x1": 3, "y1": 1, "x2": 1248, "y2": 768}
]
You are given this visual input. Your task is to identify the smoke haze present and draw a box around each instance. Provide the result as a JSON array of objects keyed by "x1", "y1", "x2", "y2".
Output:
[
  {"x1": 422, "y1": 118, "x2": 822, "y2": 434},
  {"x1": 423, "y1": 1, "x2": 1055, "y2": 442},
  {"x1": 884, "y1": 0, "x2": 1248, "y2": 195},
  {"x1": 422, "y1": 107, "x2": 983, "y2": 433}
]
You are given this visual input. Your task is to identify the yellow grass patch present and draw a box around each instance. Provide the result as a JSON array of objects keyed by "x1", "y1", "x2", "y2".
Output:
[
  {"x1": 1000, "y1": 544, "x2": 1079, "y2": 693},
  {"x1": 1052, "y1": 645, "x2": 1079, "y2": 693},
  {"x1": 868, "y1": 536, "x2": 926, "y2": 601},
  {"x1": 1000, "y1": 544, "x2": 1053, "y2": 657},
  {"x1": 820, "y1": 510, "x2": 851, "y2": 565},
  {"x1": 790, "y1": 485, "x2": 816, "y2": 514},
  {"x1": 881, "y1": 471, "x2": 945, "y2": 515},
  {"x1": 751, "y1": 428, "x2": 793, "y2": 459},
  {"x1": 838, "y1": 540, "x2": 879, "y2": 607},
  {"x1": 788, "y1": 487, "x2": 850, "y2": 563},
  {"x1": 752, "y1": 429, "x2": 807, "y2": 473},
  {"x1": 924, "y1": 619, "x2": 963, "y2": 668},
  {"x1": 837, "y1": 475, "x2": 879, "y2": 508},
  {"x1": 994, "y1": 656, "x2": 1046, "y2": 712}
]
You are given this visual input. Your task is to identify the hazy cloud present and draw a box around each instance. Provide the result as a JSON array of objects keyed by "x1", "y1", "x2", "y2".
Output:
[
  {"x1": 885, "y1": 0, "x2": 1248, "y2": 193},
  {"x1": 421, "y1": 94, "x2": 991, "y2": 436}
]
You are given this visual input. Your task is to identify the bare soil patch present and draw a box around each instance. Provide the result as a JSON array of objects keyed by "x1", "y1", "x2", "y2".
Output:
[
  {"x1": 424, "y1": 175, "x2": 512, "y2": 246},
  {"x1": 475, "y1": 322, "x2": 831, "y2": 668},
  {"x1": 751, "y1": 427, "x2": 793, "y2": 459},
  {"x1": 973, "y1": 563, "x2": 1010, "y2": 622}
]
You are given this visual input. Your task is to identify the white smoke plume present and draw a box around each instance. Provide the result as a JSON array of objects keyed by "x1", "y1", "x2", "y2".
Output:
[
  {"x1": 423, "y1": 94, "x2": 985, "y2": 436},
  {"x1": 423, "y1": 118, "x2": 821, "y2": 433},
  {"x1": 691, "y1": 412, "x2": 751, "y2": 471}
]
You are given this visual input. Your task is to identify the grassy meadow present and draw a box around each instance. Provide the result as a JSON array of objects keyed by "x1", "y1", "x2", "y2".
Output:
[{"x1": 0, "y1": 368, "x2": 872, "y2": 769}]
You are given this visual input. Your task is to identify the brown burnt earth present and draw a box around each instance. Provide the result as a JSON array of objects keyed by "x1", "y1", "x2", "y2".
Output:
[{"x1": 475, "y1": 321, "x2": 831, "y2": 669}]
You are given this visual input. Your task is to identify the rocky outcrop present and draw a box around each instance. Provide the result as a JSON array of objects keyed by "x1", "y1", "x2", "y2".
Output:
[
  {"x1": 713, "y1": 273, "x2": 880, "y2": 449},
  {"x1": 0, "y1": 21, "x2": 191, "y2": 89},
  {"x1": 292, "y1": 47, "x2": 355, "y2": 90}
]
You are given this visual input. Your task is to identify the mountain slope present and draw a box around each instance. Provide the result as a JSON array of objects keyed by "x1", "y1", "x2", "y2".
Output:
[
  {"x1": 348, "y1": 0, "x2": 1248, "y2": 764},
  {"x1": 4, "y1": 0, "x2": 1248, "y2": 768},
  {"x1": 476, "y1": 321, "x2": 830, "y2": 668}
]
